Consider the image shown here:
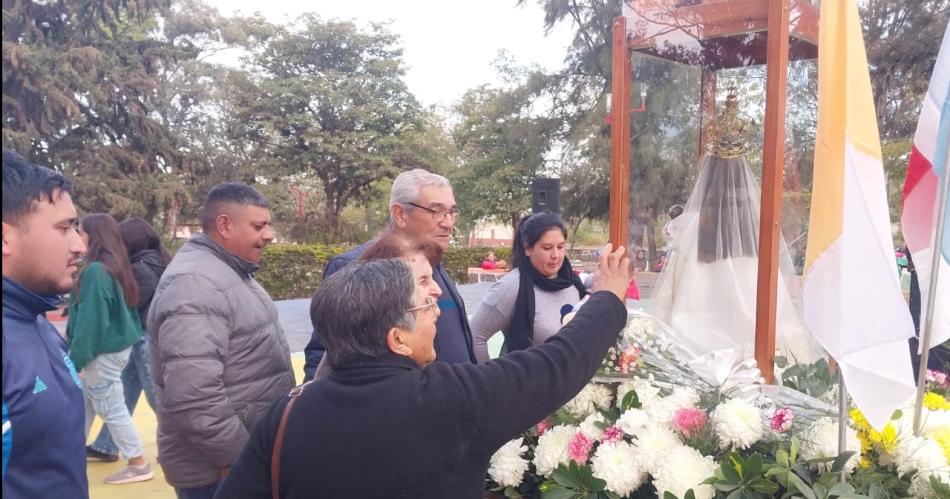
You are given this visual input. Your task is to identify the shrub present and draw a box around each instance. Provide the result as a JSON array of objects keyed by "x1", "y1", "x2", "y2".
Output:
[
  {"x1": 443, "y1": 246, "x2": 512, "y2": 283},
  {"x1": 163, "y1": 239, "x2": 510, "y2": 299},
  {"x1": 256, "y1": 244, "x2": 347, "y2": 300}
]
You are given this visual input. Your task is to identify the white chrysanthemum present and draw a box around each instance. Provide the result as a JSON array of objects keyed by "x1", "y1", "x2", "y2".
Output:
[
  {"x1": 580, "y1": 413, "x2": 606, "y2": 441},
  {"x1": 488, "y1": 438, "x2": 529, "y2": 488},
  {"x1": 800, "y1": 418, "x2": 860, "y2": 474},
  {"x1": 920, "y1": 409, "x2": 950, "y2": 435},
  {"x1": 616, "y1": 378, "x2": 661, "y2": 411},
  {"x1": 564, "y1": 383, "x2": 613, "y2": 419},
  {"x1": 646, "y1": 388, "x2": 701, "y2": 427},
  {"x1": 652, "y1": 445, "x2": 718, "y2": 499},
  {"x1": 590, "y1": 441, "x2": 647, "y2": 497},
  {"x1": 632, "y1": 424, "x2": 681, "y2": 473},
  {"x1": 533, "y1": 425, "x2": 576, "y2": 477},
  {"x1": 618, "y1": 408, "x2": 650, "y2": 436},
  {"x1": 712, "y1": 398, "x2": 764, "y2": 450},
  {"x1": 893, "y1": 435, "x2": 950, "y2": 498}
]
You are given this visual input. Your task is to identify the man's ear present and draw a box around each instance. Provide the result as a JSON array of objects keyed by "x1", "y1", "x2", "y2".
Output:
[
  {"x1": 391, "y1": 203, "x2": 409, "y2": 230},
  {"x1": 214, "y1": 213, "x2": 232, "y2": 239},
  {"x1": 386, "y1": 327, "x2": 413, "y2": 357},
  {"x1": 2, "y1": 221, "x2": 18, "y2": 258}
]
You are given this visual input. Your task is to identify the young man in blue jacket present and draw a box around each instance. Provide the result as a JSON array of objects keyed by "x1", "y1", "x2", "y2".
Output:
[{"x1": 2, "y1": 150, "x2": 88, "y2": 498}]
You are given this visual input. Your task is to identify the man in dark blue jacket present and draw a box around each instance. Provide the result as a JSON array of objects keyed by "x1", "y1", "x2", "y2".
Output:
[
  {"x1": 303, "y1": 168, "x2": 474, "y2": 379},
  {"x1": 2, "y1": 150, "x2": 88, "y2": 498}
]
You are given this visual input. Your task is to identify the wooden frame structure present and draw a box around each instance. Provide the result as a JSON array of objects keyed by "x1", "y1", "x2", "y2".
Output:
[{"x1": 609, "y1": 0, "x2": 819, "y2": 383}]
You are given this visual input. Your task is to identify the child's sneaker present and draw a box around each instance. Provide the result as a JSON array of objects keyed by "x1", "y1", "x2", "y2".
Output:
[{"x1": 103, "y1": 462, "x2": 154, "y2": 484}]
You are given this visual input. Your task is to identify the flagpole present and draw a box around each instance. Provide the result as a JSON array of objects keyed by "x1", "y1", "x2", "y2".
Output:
[
  {"x1": 838, "y1": 372, "x2": 848, "y2": 482},
  {"x1": 914, "y1": 149, "x2": 950, "y2": 435}
]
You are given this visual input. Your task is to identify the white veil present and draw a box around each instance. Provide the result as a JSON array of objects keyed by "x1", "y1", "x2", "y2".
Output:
[{"x1": 648, "y1": 96, "x2": 825, "y2": 366}]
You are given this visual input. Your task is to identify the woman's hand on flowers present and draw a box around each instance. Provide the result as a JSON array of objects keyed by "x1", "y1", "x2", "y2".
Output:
[{"x1": 591, "y1": 243, "x2": 631, "y2": 302}]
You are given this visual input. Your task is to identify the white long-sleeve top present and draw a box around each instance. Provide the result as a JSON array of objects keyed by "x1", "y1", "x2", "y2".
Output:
[{"x1": 469, "y1": 268, "x2": 585, "y2": 363}]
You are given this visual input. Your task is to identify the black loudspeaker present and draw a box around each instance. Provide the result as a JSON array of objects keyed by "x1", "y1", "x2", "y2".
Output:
[{"x1": 532, "y1": 178, "x2": 560, "y2": 214}]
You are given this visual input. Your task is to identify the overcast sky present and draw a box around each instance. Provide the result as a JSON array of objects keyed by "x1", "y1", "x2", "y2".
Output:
[{"x1": 202, "y1": 0, "x2": 575, "y2": 108}]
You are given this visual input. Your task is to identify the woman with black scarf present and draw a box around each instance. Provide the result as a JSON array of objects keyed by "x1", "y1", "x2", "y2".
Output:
[{"x1": 471, "y1": 211, "x2": 587, "y2": 363}]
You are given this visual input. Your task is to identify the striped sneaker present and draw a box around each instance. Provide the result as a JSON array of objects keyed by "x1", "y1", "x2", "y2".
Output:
[{"x1": 103, "y1": 462, "x2": 154, "y2": 484}]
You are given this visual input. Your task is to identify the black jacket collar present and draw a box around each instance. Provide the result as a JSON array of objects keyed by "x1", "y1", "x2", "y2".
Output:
[
  {"x1": 329, "y1": 353, "x2": 421, "y2": 384},
  {"x1": 2, "y1": 276, "x2": 62, "y2": 321}
]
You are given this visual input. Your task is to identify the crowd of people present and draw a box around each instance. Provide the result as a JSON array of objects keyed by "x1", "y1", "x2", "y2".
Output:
[{"x1": 2, "y1": 149, "x2": 632, "y2": 499}]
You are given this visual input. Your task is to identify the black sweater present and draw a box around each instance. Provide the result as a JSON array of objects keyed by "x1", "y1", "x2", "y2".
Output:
[{"x1": 214, "y1": 291, "x2": 627, "y2": 499}]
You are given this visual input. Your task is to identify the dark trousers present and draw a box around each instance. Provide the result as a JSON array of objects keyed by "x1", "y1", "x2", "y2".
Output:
[{"x1": 176, "y1": 483, "x2": 218, "y2": 499}]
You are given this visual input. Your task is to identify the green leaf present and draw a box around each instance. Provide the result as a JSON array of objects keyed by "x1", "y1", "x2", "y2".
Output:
[
  {"x1": 790, "y1": 437, "x2": 800, "y2": 462},
  {"x1": 621, "y1": 390, "x2": 641, "y2": 411},
  {"x1": 540, "y1": 484, "x2": 577, "y2": 499},
  {"x1": 776, "y1": 449, "x2": 790, "y2": 469},
  {"x1": 787, "y1": 473, "x2": 817, "y2": 499},
  {"x1": 746, "y1": 453, "x2": 764, "y2": 478},
  {"x1": 684, "y1": 490, "x2": 697, "y2": 499},
  {"x1": 830, "y1": 452, "x2": 856, "y2": 474},
  {"x1": 553, "y1": 465, "x2": 582, "y2": 490},
  {"x1": 663, "y1": 493, "x2": 679, "y2": 499},
  {"x1": 749, "y1": 478, "x2": 780, "y2": 494}
]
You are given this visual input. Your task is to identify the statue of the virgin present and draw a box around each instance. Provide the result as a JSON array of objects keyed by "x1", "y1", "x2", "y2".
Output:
[{"x1": 648, "y1": 93, "x2": 825, "y2": 365}]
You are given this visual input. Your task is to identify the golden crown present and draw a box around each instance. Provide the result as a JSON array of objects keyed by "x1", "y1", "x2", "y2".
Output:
[{"x1": 706, "y1": 93, "x2": 749, "y2": 159}]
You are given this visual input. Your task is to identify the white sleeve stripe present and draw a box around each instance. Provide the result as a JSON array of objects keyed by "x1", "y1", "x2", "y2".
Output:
[{"x1": 1, "y1": 420, "x2": 10, "y2": 435}]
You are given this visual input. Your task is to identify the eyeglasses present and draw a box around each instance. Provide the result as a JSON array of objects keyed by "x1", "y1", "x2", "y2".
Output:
[
  {"x1": 406, "y1": 202, "x2": 461, "y2": 223},
  {"x1": 406, "y1": 295, "x2": 439, "y2": 318}
]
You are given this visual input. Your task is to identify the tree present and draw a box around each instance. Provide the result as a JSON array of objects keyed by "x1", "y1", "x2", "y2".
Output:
[
  {"x1": 2, "y1": 0, "x2": 194, "y2": 220},
  {"x1": 230, "y1": 15, "x2": 428, "y2": 235},
  {"x1": 449, "y1": 62, "x2": 559, "y2": 233}
]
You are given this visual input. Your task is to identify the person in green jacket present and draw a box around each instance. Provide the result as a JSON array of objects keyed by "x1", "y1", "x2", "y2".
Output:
[{"x1": 66, "y1": 213, "x2": 154, "y2": 485}]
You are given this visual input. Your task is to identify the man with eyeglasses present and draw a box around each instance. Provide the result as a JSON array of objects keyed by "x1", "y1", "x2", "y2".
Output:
[
  {"x1": 216, "y1": 245, "x2": 631, "y2": 499},
  {"x1": 303, "y1": 169, "x2": 474, "y2": 380}
]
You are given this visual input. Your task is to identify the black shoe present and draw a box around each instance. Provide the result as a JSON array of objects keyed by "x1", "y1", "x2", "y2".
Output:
[{"x1": 86, "y1": 446, "x2": 119, "y2": 463}]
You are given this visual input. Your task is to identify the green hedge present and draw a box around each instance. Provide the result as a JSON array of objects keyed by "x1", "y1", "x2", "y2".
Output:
[
  {"x1": 256, "y1": 244, "x2": 346, "y2": 300},
  {"x1": 442, "y1": 246, "x2": 512, "y2": 283},
  {"x1": 167, "y1": 240, "x2": 513, "y2": 299}
]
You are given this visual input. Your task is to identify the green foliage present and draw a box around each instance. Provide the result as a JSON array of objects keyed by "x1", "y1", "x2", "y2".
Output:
[
  {"x1": 243, "y1": 243, "x2": 513, "y2": 299},
  {"x1": 448, "y1": 62, "x2": 559, "y2": 234},
  {"x1": 777, "y1": 357, "x2": 837, "y2": 400},
  {"x1": 231, "y1": 14, "x2": 430, "y2": 235},
  {"x1": 539, "y1": 461, "x2": 617, "y2": 499},
  {"x1": 441, "y1": 246, "x2": 512, "y2": 283},
  {"x1": 255, "y1": 244, "x2": 345, "y2": 300}
]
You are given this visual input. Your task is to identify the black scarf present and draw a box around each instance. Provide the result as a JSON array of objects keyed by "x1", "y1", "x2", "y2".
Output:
[{"x1": 504, "y1": 259, "x2": 586, "y2": 353}]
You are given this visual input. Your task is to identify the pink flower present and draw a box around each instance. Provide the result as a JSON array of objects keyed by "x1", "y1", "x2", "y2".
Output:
[
  {"x1": 672, "y1": 408, "x2": 708, "y2": 438},
  {"x1": 770, "y1": 407, "x2": 795, "y2": 433},
  {"x1": 568, "y1": 432, "x2": 593, "y2": 464},
  {"x1": 927, "y1": 369, "x2": 949, "y2": 388},
  {"x1": 618, "y1": 345, "x2": 641, "y2": 374},
  {"x1": 601, "y1": 425, "x2": 624, "y2": 443},
  {"x1": 536, "y1": 418, "x2": 552, "y2": 436}
]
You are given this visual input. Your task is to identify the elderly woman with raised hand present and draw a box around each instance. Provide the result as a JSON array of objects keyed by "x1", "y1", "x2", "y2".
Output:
[
  {"x1": 470, "y1": 211, "x2": 588, "y2": 363},
  {"x1": 215, "y1": 244, "x2": 630, "y2": 499}
]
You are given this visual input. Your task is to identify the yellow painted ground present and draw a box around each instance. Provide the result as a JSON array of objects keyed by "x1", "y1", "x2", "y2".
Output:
[{"x1": 89, "y1": 354, "x2": 306, "y2": 499}]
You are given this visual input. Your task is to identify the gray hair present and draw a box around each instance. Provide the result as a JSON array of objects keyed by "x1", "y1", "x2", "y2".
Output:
[
  {"x1": 200, "y1": 182, "x2": 270, "y2": 232},
  {"x1": 310, "y1": 259, "x2": 418, "y2": 368},
  {"x1": 389, "y1": 168, "x2": 452, "y2": 211}
]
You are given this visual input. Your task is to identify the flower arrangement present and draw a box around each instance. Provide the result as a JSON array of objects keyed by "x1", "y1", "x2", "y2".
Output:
[{"x1": 484, "y1": 313, "x2": 950, "y2": 499}]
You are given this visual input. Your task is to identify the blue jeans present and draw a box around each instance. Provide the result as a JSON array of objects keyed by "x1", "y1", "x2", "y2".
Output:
[
  {"x1": 176, "y1": 483, "x2": 218, "y2": 499},
  {"x1": 89, "y1": 336, "x2": 157, "y2": 456},
  {"x1": 82, "y1": 347, "x2": 144, "y2": 459}
]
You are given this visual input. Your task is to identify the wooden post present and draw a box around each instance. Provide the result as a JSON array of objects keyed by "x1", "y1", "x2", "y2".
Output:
[
  {"x1": 609, "y1": 16, "x2": 631, "y2": 250},
  {"x1": 755, "y1": 0, "x2": 791, "y2": 384}
]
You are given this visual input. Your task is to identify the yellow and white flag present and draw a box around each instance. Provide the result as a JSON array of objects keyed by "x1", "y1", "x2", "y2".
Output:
[{"x1": 803, "y1": 0, "x2": 916, "y2": 429}]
